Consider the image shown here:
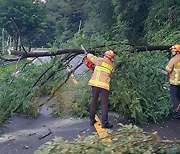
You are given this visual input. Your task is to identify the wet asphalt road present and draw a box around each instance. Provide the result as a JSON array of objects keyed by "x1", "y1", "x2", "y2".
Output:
[
  {"x1": 1, "y1": 112, "x2": 180, "y2": 154},
  {"x1": 0, "y1": 114, "x2": 95, "y2": 154},
  {"x1": 139, "y1": 116, "x2": 180, "y2": 140}
]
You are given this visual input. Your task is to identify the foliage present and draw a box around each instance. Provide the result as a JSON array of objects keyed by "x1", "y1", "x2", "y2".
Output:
[
  {"x1": 83, "y1": 0, "x2": 114, "y2": 35},
  {"x1": 0, "y1": 59, "x2": 64, "y2": 123},
  {"x1": 0, "y1": 0, "x2": 179, "y2": 48},
  {"x1": 35, "y1": 123, "x2": 180, "y2": 154},
  {"x1": 60, "y1": 32, "x2": 108, "y2": 50},
  {"x1": 0, "y1": 0, "x2": 46, "y2": 47},
  {"x1": 52, "y1": 71, "x2": 91, "y2": 118},
  {"x1": 71, "y1": 75, "x2": 91, "y2": 118},
  {"x1": 112, "y1": 0, "x2": 150, "y2": 44},
  {"x1": 45, "y1": 0, "x2": 85, "y2": 46},
  {"x1": 144, "y1": 0, "x2": 180, "y2": 44},
  {"x1": 110, "y1": 51, "x2": 171, "y2": 123}
]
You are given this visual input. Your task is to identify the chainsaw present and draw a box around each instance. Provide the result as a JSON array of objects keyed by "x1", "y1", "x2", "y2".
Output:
[{"x1": 81, "y1": 45, "x2": 94, "y2": 72}]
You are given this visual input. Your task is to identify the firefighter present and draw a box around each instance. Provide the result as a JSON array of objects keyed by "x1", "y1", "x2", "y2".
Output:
[
  {"x1": 165, "y1": 44, "x2": 180, "y2": 119},
  {"x1": 87, "y1": 50, "x2": 115, "y2": 128}
]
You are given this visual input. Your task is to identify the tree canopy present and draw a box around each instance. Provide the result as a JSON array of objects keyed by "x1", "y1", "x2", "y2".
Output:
[{"x1": 0, "y1": 0, "x2": 46, "y2": 48}]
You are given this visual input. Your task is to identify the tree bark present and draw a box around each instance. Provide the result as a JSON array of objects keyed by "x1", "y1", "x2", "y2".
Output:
[
  {"x1": 128, "y1": 45, "x2": 171, "y2": 53},
  {"x1": 9, "y1": 49, "x2": 95, "y2": 59},
  {"x1": 2, "y1": 45, "x2": 172, "y2": 62}
]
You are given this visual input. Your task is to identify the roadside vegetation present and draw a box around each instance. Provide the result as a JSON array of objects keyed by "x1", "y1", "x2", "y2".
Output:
[{"x1": 35, "y1": 123, "x2": 180, "y2": 154}]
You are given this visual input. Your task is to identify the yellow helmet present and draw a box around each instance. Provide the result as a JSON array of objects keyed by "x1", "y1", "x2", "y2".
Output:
[{"x1": 170, "y1": 44, "x2": 180, "y2": 52}]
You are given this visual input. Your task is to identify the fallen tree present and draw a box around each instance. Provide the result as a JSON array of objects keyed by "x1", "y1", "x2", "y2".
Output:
[
  {"x1": 7, "y1": 45, "x2": 172, "y2": 59},
  {"x1": 128, "y1": 45, "x2": 171, "y2": 53}
]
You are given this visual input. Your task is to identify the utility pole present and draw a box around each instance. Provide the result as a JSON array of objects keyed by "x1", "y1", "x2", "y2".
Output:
[{"x1": 2, "y1": 28, "x2": 5, "y2": 54}]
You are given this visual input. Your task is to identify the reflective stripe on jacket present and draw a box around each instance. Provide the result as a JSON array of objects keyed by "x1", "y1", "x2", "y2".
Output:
[
  {"x1": 87, "y1": 54, "x2": 114, "y2": 90},
  {"x1": 165, "y1": 54, "x2": 180, "y2": 85}
]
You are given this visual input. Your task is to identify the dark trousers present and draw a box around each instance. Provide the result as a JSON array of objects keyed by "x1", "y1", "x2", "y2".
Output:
[
  {"x1": 170, "y1": 84, "x2": 180, "y2": 112},
  {"x1": 90, "y1": 86, "x2": 109, "y2": 124}
]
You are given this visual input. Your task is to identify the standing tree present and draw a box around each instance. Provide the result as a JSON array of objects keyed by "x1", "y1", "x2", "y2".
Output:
[
  {"x1": 83, "y1": 0, "x2": 115, "y2": 35},
  {"x1": 0, "y1": 0, "x2": 46, "y2": 49},
  {"x1": 112, "y1": 0, "x2": 150, "y2": 45},
  {"x1": 45, "y1": 0, "x2": 86, "y2": 46}
]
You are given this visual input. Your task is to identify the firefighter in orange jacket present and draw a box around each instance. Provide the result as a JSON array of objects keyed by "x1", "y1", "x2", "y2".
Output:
[
  {"x1": 165, "y1": 44, "x2": 180, "y2": 119},
  {"x1": 87, "y1": 50, "x2": 115, "y2": 128}
]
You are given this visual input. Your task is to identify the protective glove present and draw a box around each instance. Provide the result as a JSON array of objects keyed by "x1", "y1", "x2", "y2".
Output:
[{"x1": 83, "y1": 57, "x2": 94, "y2": 72}]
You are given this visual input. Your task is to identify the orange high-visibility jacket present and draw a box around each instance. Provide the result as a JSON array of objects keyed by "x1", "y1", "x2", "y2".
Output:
[
  {"x1": 87, "y1": 53, "x2": 114, "y2": 91},
  {"x1": 166, "y1": 54, "x2": 180, "y2": 85}
]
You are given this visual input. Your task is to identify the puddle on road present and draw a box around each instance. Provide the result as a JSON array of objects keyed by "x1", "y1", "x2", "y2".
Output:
[
  {"x1": 38, "y1": 97, "x2": 58, "y2": 116},
  {"x1": 39, "y1": 105, "x2": 53, "y2": 116}
]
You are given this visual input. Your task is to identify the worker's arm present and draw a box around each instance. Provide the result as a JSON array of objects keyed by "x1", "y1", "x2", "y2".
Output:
[
  {"x1": 87, "y1": 53, "x2": 99, "y2": 65},
  {"x1": 165, "y1": 59, "x2": 174, "y2": 73},
  {"x1": 165, "y1": 58, "x2": 174, "y2": 78}
]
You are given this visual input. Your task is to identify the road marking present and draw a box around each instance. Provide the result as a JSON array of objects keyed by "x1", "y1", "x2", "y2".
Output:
[{"x1": 94, "y1": 115, "x2": 112, "y2": 142}]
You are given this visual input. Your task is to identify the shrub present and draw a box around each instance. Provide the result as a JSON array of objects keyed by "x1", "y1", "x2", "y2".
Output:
[
  {"x1": 110, "y1": 51, "x2": 171, "y2": 123},
  {"x1": 35, "y1": 123, "x2": 180, "y2": 154}
]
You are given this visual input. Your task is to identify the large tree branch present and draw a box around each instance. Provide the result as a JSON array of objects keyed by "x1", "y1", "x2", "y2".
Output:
[
  {"x1": 45, "y1": 56, "x2": 85, "y2": 103},
  {"x1": 39, "y1": 54, "x2": 77, "y2": 86},
  {"x1": 128, "y1": 45, "x2": 171, "y2": 53},
  {"x1": 0, "y1": 56, "x2": 22, "y2": 62},
  {"x1": 9, "y1": 45, "x2": 172, "y2": 59},
  {"x1": 2, "y1": 44, "x2": 172, "y2": 63},
  {"x1": 9, "y1": 49, "x2": 95, "y2": 58}
]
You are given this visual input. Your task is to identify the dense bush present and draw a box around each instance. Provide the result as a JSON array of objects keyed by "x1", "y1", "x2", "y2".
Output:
[{"x1": 110, "y1": 51, "x2": 171, "y2": 123}]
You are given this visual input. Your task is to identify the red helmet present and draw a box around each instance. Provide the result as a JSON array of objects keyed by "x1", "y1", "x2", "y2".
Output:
[
  {"x1": 171, "y1": 44, "x2": 180, "y2": 52},
  {"x1": 104, "y1": 50, "x2": 115, "y2": 60}
]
